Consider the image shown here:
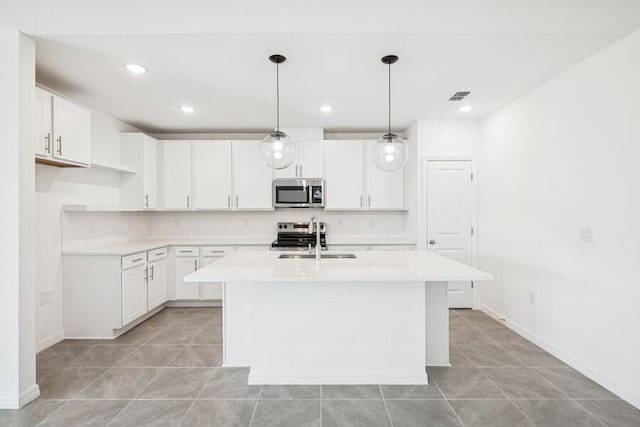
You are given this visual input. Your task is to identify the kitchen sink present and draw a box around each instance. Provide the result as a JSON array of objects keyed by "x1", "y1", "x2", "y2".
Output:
[{"x1": 278, "y1": 253, "x2": 357, "y2": 259}]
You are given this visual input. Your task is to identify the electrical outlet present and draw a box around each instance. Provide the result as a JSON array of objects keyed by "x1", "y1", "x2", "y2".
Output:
[
  {"x1": 40, "y1": 291, "x2": 52, "y2": 306},
  {"x1": 529, "y1": 292, "x2": 535, "y2": 305},
  {"x1": 579, "y1": 227, "x2": 593, "y2": 242}
]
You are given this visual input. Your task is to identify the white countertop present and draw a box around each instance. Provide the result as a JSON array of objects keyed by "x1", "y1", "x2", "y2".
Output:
[
  {"x1": 185, "y1": 250, "x2": 493, "y2": 283},
  {"x1": 62, "y1": 238, "x2": 272, "y2": 256},
  {"x1": 62, "y1": 236, "x2": 416, "y2": 256}
]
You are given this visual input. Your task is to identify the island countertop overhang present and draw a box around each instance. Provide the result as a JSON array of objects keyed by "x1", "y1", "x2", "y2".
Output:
[{"x1": 184, "y1": 250, "x2": 493, "y2": 283}]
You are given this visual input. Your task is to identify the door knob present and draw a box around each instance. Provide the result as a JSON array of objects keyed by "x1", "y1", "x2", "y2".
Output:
[{"x1": 429, "y1": 240, "x2": 436, "y2": 245}]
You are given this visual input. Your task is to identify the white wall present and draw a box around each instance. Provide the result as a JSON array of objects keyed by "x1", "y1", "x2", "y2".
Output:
[
  {"x1": 0, "y1": 30, "x2": 37, "y2": 409},
  {"x1": 149, "y1": 210, "x2": 405, "y2": 241},
  {"x1": 479, "y1": 29, "x2": 640, "y2": 407},
  {"x1": 35, "y1": 107, "x2": 143, "y2": 350}
]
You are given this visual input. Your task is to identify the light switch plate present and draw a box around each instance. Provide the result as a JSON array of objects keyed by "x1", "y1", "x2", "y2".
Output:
[
  {"x1": 40, "y1": 291, "x2": 52, "y2": 306},
  {"x1": 579, "y1": 227, "x2": 593, "y2": 242}
]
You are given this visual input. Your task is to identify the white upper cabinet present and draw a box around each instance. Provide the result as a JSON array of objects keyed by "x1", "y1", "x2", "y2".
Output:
[
  {"x1": 365, "y1": 141, "x2": 405, "y2": 210},
  {"x1": 141, "y1": 136, "x2": 159, "y2": 209},
  {"x1": 193, "y1": 141, "x2": 233, "y2": 209},
  {"x1": 324, "y1": 140, "x2": 365, "y2": 209},
  {"x1": 162, "y1": 141, "x2": 192, "y2": 209},
  {"x1": 324, "y1": 140, "x2": 405, "y2": 210},
  {"x1": 35, "y1": 87, "x2": 91, "y2": 167},
  {"x1": 35, "y1": 88, "x2": 53, "y2": 158},
  {"x1": 233, "y1": 141, "x2": 273, "y2": 210},
  {"x1": 297, "y1": 141, "x2": 324, "y2": 178},
  {"x1": 274, "y1": 140, "x2": 324, "y2": 179},
  {"x1": 52, "y1": 96, "x2": 91, "y2": 165},
  {"x1": 120, "y1": 133, "x2": 159, "y2": 209}
]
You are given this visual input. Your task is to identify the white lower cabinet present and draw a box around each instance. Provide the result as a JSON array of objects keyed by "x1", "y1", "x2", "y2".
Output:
[
  {"x1": 174, "y1": 246, "x2": 233, "y2": 300},
  {"x1": 121, "y1": 264, "x2": 148, "y2": 326},
  {"x1": 63, "y1": 248, "x2": 169, "y2": 338},
  {"x1": 175, "y1": 254, "x2": 200, "y2": 300},
  {"x1": 147, "y1": 255, "x2": 168, "y2": 311}
]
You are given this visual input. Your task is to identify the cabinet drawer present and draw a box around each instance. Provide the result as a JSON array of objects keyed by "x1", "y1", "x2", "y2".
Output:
[
  {"x1": 122, "y1": 252, "x2": 147, "y2": 270},
  {"x1": 147, "y1": 247, "x2": 168, "y2": 262},
  {"x1": 175, "y1": 246, "x2": 199, "y2": 257},
  {"x1": 201, "y1": 246, "x2": 234, "y2": 257}
]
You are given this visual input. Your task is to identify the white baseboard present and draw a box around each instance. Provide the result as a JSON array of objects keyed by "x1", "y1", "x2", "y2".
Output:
[
  {"x1": 20, "y1": 385, "x2": 40, "y2": 407},
  {"x1": 479, "y1": 303, "x2": 640, "y2": 410},
  {"x1": 165, "y1": 301, "x2": 222, "y2": 307},
  {"x1": 248, "y1": 372, "x2": 428, "y2": 385},
  {"x1": 36, "y1": 331, "x2": 64, "y2": 353},
  {"x1": 0, "y1": 384, "x2": 40, "y2": 409}
]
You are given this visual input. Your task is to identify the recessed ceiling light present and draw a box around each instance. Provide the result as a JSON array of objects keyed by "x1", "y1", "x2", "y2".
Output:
[
  {"x1": 180, "y1": 105, "x2": 195, "y2": 113},
  {"x1": 320, "y1": 105, "x2": 333, "y2": 113},
  {"x1": 458, "y1": 105, "x2": 473, "y2": 113},
  {"x1": 125, "y1": 64, "x2": 147, "y2": 74}
]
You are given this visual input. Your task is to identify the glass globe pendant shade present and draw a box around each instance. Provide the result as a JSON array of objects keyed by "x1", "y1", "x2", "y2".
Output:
[
  {"x1": 372, "y1": 133, "x2": 409, "y2": 172},
  {"x1": 260, "y1": 130, "x2": 296, "y2": 169}
]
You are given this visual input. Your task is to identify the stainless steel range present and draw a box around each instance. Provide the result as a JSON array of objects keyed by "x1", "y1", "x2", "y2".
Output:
[{"x1": 270, "y1": 221, "x2": 327, "y2": 251}]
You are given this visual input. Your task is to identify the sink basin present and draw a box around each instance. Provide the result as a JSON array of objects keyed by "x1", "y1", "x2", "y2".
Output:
[{"x1": 278, "y1": 253, "x2": 357, "y2": 260}]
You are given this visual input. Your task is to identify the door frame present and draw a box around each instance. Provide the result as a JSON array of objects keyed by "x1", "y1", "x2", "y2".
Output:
[{"x1": 420, "y1": 157, "x2": 479, "y2": 309}]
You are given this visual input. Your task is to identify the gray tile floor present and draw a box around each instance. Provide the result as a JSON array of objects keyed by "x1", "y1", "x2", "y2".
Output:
[{"x1": 1, "y1": 308, "x2": 638, "y2": 426}]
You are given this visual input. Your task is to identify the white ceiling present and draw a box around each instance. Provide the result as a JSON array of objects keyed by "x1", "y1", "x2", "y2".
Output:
[{"x1": 13, "y1": 1, "x2": 640, "y2": 133}]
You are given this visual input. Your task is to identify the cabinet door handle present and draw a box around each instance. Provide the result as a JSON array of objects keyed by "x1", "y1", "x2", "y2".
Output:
[
  {"x1": 155, "y1": 252, "x2": 164, "y2": 256},
  {"x1": 150, "y1": 264, "x2": 155, "y2": 280},
  {"x1": 236, "y1": 195, "x2": 239, "y2": 208},
  {"x1": 45, "y1": 133, "x2": 51, "y2": 153},
  {"x1": 132, "y1": 257, "x2": 144, "y2": 262},
  {"x1": 227, "y1": 195, "x2": 231, "y2": 208},
  {"x1": 56, "y1": 136, "x2": 62, "y2": 155},
  {"x1": 194, "y1": 259, "x2": 198, "y2": 270},
  {"x1": 187, "y1": 195, "x2": 190, "y2": 208},
  {"x1": 144, "y1": 266, "x2": 148, "y2": 281},
  {"x1": 368, "y1": 195, "x2": 371, "y2": 207},
  {"x1": 179, "y1": 250, "x2": 193, "y2": 253}
]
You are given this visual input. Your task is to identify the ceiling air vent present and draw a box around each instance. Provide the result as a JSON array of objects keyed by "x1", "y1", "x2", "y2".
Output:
[{"x1": 448, "y1": 91, "x2": 471, "y2": 101}]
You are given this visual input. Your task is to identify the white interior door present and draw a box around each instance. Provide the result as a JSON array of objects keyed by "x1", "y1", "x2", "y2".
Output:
[{"x1": 426, "y1": 160, "x2": 473, "y2": 308}]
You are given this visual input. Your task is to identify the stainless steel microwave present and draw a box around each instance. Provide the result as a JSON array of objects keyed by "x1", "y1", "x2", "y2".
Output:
[{"x1": 272, "y1": 178, "x2": 324, "y2": 208}]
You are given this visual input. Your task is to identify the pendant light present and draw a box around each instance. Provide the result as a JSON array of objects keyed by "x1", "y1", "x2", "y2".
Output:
[
  {"x1": 260, "y1": 54, "x2": 296, "y2": 169},
  {"x1": 372, "y1": 55, "x2": 408, "y2": 172}
]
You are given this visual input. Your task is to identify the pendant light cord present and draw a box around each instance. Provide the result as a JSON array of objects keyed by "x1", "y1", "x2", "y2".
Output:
[
  {"x1": 388, "y1": 62, "x2": 391, "y2": 136},
  {"x1": 276, "y1": 63, "x2": 280, "y2": 132}
]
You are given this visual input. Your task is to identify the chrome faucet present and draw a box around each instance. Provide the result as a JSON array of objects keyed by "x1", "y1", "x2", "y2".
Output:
[{"x1": 309, "y1": 216, "x2": 322, "y2": 260}]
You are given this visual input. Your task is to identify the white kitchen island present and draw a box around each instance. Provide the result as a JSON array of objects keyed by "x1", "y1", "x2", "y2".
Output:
[{"x1": 185, "y1": 250, "x2": 492, "y2": 385}]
